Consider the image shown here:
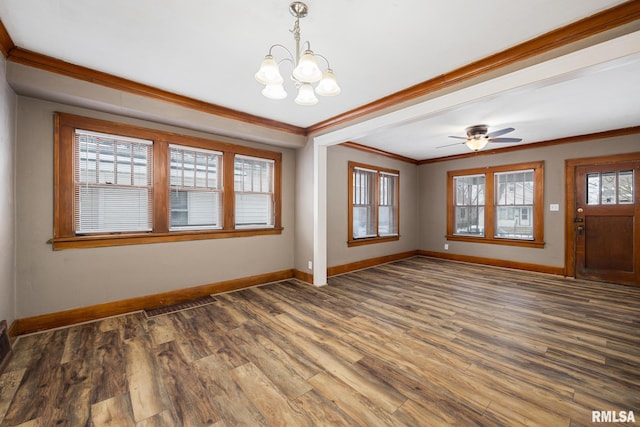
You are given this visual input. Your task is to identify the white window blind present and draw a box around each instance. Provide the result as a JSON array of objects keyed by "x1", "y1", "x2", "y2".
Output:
[
  {"x1": 169, "y1": 145, "x2": 223, "y2": 230},
  {"x1": 352, "y1": 167, "x2": 377, "y2": 238},
  {"x1": 234, "y1": 155, "x2": 275, "y2": 228},
  {"x1": 75, "y1": 129, "x2": 153, "y2": 234},
  {"x1": 378, "y1": 172, "x2": 399, "y2": 236}
]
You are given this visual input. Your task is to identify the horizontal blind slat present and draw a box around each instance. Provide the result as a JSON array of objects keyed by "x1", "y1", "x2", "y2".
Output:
[{"x1": 75, "y1": 131, "x2": 153, "y2": 234}]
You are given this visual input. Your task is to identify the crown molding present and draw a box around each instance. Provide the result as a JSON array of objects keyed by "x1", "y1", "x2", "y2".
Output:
[
  {"x1": 307, "y1": 0, "x2": 640, "y2": 135},
  {"x1": 7, "y1": 47, "x2": 307, "y2": 136},
  {"x1": 340, "y1": 141, "x2": 419, "y2": 164},
  {"x1": 417, "y1": 126, "x2": 640, "y2": 165},
  {"x1": 0, "y1": 19, "x2": 15, "y2": 57}
]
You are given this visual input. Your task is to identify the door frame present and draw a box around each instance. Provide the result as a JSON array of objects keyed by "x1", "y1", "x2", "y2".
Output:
[{"x1": 564, "y1": 151, "x2": 640, "y2": 279}]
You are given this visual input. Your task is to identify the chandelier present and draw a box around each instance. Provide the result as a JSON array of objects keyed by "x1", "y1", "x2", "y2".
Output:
[{"x1": 254, "y1": 2, "x2": 341, "y2": 106}]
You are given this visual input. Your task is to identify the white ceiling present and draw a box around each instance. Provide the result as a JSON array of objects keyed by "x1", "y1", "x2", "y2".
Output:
[{"x1": 0, "y1": 0, "x2": 639, "y2": 160}]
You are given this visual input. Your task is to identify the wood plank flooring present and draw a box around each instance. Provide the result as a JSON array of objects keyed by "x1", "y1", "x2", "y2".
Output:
[{"x1": 1, "y1": 256, "x2": 639, "y2": 426}]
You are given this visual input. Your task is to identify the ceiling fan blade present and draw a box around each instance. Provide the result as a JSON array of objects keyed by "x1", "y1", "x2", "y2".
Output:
[
  {"x1": 448, "y1": 135, "x2": 468, "y2": 140},
  {"x1": 486, "y1": 127, "x2": 514, "y2": 138},
  {"x1": 437, "y1": 142, "x2": 464, "y2": 149},
  {"x1": 488, "y1": 137, "x2": 522, "y2": 143}
]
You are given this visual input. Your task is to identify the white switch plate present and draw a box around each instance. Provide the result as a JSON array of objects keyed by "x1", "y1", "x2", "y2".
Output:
[
  {"x1": 308, "y1": 261, "x2": 313, "y2": 270},
  {"x1": 444, "y1": 243, "x2": 449, "y2": 250},
  {"x1": 549, "y1": 203, "x2": 560, "y2": 211}
]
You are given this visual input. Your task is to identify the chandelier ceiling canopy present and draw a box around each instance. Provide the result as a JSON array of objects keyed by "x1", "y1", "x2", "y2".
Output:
[{"x1": 255, "y1": 2, "x2": 340, "y2": 106}]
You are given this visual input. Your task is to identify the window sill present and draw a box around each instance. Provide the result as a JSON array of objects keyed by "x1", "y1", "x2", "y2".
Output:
[
  {"x1": 445, "y1": 234, "x2": 545, "y2": 248},
  {"x1": 49, "y1": 227, "x2": 283, "y2": 250},
  {"x1": 348, "y1": 235, "x2": 399, "y2": 247}
]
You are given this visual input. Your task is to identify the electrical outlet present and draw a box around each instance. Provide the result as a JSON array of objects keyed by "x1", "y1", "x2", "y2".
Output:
[
  {"x1": 308, "y1": 261, "x2": 313, "y2": 270},
  {"x1": 444, "y1": 243, "x2": 449, "y2": 250}
]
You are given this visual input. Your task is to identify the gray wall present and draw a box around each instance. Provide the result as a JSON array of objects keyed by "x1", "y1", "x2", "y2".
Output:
[
  {"x1": 15, "y1": 96, "x2": 296, "y2": 318},
  {"x1": 0, "y1": 55, "x2": 16, "y2": 326},
  {"x1": 418, "y1": 134, "x2": 640, "y2": 267},
  {"x1": 326, "y1": 145, "x2": 418, "y2": 268}
]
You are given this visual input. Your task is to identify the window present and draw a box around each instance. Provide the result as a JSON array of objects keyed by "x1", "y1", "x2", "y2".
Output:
[
  {"x1": 53, "y1": 113, "x2": 282, "y2": 250},
  {"x1": 169, "y1": 145, "x2": 222, "y2": 230},
  {"x1": 447, "y1": 161, "x2": 544, "y2": 248},
  {"x1": 234, "y1": 155, "x2": 275, "y2": 228},
  {"x1": 453, "y1": 174, "x2": 485, "y2": 236},
  {"x1": 75, "y1": 130, "x2": 153, "y2": 234},
  {"x1": 378, "y1": 171, "x2": 399, "y2": 236},
  {"x1": 586, "y1": 170, "x2": 634, "y2": 205},
  {"x1": 348, "y1": 162, "x2": 399, "y2": 246},
  {"x1": 494, "y1": 169, "x2": 534, "y2": 239}
]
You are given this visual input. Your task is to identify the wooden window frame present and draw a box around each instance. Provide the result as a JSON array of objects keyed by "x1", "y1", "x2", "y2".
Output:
[
  {"x1": 52, "y1": 112, "x2": 282, "y2": 250},
  {"x1": 446, "y1": 161, "x2": 545, "y2": 248},
  {"x1": 348, "y1": 161, "x2": 400, "y2": 247}
]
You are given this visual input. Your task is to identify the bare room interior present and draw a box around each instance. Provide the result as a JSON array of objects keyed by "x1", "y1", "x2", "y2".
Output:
[{"x1": 0, "y1": 1, "x2": 639, "y2": 425}]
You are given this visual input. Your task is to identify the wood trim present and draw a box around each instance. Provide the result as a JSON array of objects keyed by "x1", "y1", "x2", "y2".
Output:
[
  {"x1": 347, "y1": 235, "x2": 400, "y2": 247},
  {"x1": 53, "y1": 112, "x2": 283, "y2": 249},
  {"x1": 340, "y1": 142, "x2": 419, "y2": 164},
  {"x1": 327, "y1": 250, "x2": 419, "y2": 277},
  {"x1": 0, "y1": 19, "x2": 15, "y2": 58},
  {"x1": 8, "y1": 47, "x2": 305, "y2": 136},
  {"x1": 444, "y1": 235, "x2": 545, "y2": 249},
  {"x1": 293, "y1": 269, "x2": 314, "y2": 284},
  {"x1": 564, "y1": 151, "x2": 640, "y2": 279},
  {"x1": 446, "y1": 161, "x2": 545, "y2": 247},
  {"x1": 348, "y1": 161, "x2": 400, "y2": 246},
  {"x1": 308, "y1": 1, "x2": 640, "y2": 135},
  {"x1": 294, "y1": 251, "x2": 420, "y2": 284},
  {"x1": 49, "y1": 227, "x2": 284, "y2": 250},
  {"x1": 222, "y1": 152, "x2": 236, "y2": 231},
  {"x1": 12, "y1": 269, "x2": 295, "y2": 336},
  {"x1": 153, "y1": 139, "x2": 169, "y2": 233},
  {"x1": 419, "y1": 127, "x2": 640, "y2": 164},
  {"x1": 417, "y1": 250, "x2": 565, "y2": 276}
]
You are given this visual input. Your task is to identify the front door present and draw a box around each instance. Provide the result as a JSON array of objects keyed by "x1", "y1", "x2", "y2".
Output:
[{"x1": 573, "y1": 159, "x2": 640, "y2": 286}]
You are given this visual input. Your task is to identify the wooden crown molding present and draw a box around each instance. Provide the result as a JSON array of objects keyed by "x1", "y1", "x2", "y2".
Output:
[
  {"x1": 307, "y1": 0, "x2": 640, "y2": 135},
  {"x1": 340, "y1": 141, "x2": 419, "y2": 164},
  {"x1": 0, "y1": 19, "x2": 15, "y2": 58},
  {"x1": 417, "y1": 126, "x2": 640, "y2": 165},
  {"x1": 7, "y1": 47, "x2": 306, "y2": 136}
]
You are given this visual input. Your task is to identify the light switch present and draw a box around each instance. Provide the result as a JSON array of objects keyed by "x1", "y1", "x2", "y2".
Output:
[{"x1": 549, "y1": 203, "x2": 560, "y2": 211}]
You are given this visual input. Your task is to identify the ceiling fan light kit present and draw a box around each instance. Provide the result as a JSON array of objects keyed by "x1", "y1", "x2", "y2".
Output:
[
  {"x1": 441, "y1": 124, "x2": 523, "y2": 151},
  {"x1": 255, "y1": 2, "x2": 341, "y2": 105}
]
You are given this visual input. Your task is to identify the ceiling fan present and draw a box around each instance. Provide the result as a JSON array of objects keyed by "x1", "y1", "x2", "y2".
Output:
[{"x1": 439, "y1": 124, "x2": 522, "y2": 151}]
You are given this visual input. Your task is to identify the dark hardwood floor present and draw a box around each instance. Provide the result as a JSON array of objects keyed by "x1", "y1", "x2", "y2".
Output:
[{"x1": 1, "y1": 256, "x2": 639, "y2": 426}]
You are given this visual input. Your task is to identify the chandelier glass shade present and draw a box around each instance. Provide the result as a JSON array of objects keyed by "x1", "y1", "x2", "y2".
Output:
[{"x1": 255, "y1": 2, "x2": 340, "y2": 105}]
